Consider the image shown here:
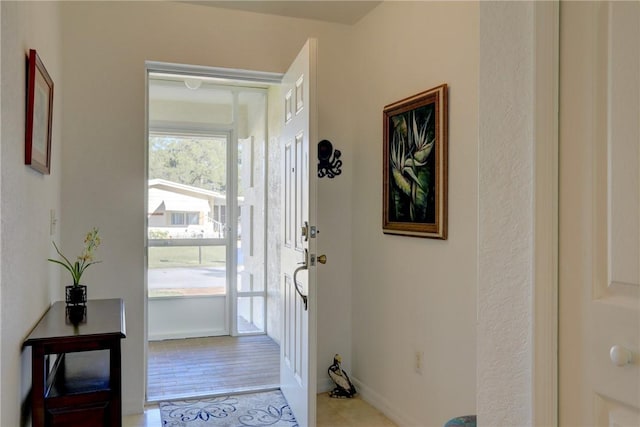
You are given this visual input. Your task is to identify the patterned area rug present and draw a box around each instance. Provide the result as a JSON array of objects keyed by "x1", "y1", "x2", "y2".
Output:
[{"x1": 159, "y1": 390, "x2": 298, "y2": 427}]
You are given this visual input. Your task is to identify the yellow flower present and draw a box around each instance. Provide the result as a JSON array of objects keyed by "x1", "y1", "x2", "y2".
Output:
[{"x1": 48, "y1": 227, "x2": 102, "y2": 286}]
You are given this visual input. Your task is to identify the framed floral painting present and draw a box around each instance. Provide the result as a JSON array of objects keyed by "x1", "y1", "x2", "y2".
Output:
[{"x1": 383, "y1": 84, "x2": 448, "y2": 239}]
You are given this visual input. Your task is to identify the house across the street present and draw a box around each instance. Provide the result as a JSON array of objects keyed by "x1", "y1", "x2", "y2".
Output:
[{"x1": 147, "y1": 179, "x2": 227, "y2": 238}]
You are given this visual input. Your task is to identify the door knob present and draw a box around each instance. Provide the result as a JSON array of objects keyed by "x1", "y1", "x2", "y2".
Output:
[
  {"x1": 610, "y1": 345, "x2": 633, "y2": 367},
  {"x1": 317, "y1": 254, "x2": 327, "y2": 264}
]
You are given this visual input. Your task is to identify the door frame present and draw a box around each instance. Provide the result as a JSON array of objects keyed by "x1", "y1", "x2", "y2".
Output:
[
  {"x1": 532, "y1": 2, "x2": 559, "y2": 426},
  {"x1": 143, "y1": 61, "x2": 283, "y2": 400}
]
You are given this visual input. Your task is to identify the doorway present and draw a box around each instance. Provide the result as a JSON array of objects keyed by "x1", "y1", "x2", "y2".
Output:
[{"x1": 145, "y1": 67, "x2": 280, "y2": 401}]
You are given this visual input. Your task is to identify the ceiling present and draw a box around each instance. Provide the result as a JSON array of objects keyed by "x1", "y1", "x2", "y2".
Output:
[{"x1": 181, "y1": 1, "x2": 382, "y2": 25}]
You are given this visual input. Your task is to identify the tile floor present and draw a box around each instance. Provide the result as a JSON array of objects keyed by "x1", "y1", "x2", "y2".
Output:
[
  {"x1": 123, "y1": 392, "x2": 397, "y2": 427},
  {"x1": 316, "y1": 392, "x2": 397, "y2": 427}
]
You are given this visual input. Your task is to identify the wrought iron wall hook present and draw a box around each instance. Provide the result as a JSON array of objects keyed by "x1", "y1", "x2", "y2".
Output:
[{"x1": 318, "y1": 139, "x2": 342, "y2": 178}]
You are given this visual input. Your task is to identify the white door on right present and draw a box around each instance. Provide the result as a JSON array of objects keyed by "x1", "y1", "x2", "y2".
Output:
[{"x1": 559, "y1": 2, "x2": 640, "y2": 425}]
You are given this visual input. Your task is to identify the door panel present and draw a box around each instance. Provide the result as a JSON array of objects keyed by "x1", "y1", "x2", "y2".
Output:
[
  {"x1": 559, "y1": 2, "x2": 640, "y2": 425},
  {"x1": 280, "y1": 39, "x2": 318, "y2": 427},
  {"x1": 295, "y1": 132, "x2": 305, "y2": 252}
]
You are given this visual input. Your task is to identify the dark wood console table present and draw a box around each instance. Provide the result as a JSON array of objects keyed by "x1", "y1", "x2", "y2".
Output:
[{"x1": 24, "y1": 299, "x2": 126, "y2": 427}]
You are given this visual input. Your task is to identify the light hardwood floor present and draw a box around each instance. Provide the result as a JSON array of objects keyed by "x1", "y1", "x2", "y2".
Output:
[{"x1": 147, "y1": 335, "x2": 279, "y2": 400}]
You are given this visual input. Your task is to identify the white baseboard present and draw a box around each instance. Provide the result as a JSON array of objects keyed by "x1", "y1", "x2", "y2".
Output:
[
  {"x1": 317, "y1": 376, "x2": 334, "y2": 394},
  {"x1": 123, "y1": 398, "x2": 145, "y2": 415},
  {"x1": 351, "y1": 376, "x2": 421, "y2": 427}
]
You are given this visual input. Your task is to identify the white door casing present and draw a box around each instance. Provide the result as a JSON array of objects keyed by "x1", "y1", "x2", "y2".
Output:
[
  {"x1": 559, "y1": 2, "x2": 640, "y2": 425},
  {"x1": 280, "y1": 39, "x2": 318, "y2": 427}
]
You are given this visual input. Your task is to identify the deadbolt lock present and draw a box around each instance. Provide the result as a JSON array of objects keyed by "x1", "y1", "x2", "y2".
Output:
[{"x1": 301, "y1": 221, "x2": 318, "y2": 242}]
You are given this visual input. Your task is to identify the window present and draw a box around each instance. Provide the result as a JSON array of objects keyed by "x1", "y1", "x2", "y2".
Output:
[
  {"x1": 171, "y1": 212, "x2": 185, "y2": 225},
  {"x1": 170, "y1": 212, "x2": 200, "y2": 226},
  {"x1": 187, "y1": 213, "x2": 199, "y2": 225}
]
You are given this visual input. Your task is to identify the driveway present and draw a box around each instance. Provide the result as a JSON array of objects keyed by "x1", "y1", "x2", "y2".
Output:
[{"x1": 148, "y1": 266, "x2": 228, "y2": 296}]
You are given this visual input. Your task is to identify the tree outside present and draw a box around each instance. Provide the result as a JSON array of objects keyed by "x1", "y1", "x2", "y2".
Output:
[
  {"x1": 148, "y1": 134, "x2": 231, "y2": 297},
  {"x1": 149, "y1": 135, "x2": 228, "y2": 192}
]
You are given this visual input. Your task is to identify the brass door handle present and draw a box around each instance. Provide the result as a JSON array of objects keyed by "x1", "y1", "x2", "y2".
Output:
[{"x1": 317, "y1": 254, "x2": 327, "y2": 264}]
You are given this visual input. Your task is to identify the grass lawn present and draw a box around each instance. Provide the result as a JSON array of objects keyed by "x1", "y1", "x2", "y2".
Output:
[
  {"x1": 148, "y1": 245, "x2": 226, "y2": 269},
  {"x1": 148, "y1": 287, "x2": 225, "y2": 298}
]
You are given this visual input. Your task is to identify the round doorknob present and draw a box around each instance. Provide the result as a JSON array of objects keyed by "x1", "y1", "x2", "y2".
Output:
[
  {"x1": 610, "y1": 345, "x2": 632, "y2": 367},
  {"x1": 317, "y1": 254, "x2": 327, "y2": 264}
]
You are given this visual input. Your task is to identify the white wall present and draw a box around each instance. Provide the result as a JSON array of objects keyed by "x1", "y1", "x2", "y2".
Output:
[
  {"x1": 0, "y1": 1, "x2": 63, "y2": 425},
  {"x1": 314, "y1": 25, "x2": 355, "y2": 394},
  {"x1": 148, "y1": 296, "x2": 226, "y2": 340},
  {"x1": 477, "y1": 2, "x2": 535, "y2": 426},
  {"x1": 349, "y1": 2, "x2": 478, "y2": 425},
  {"x1": 60, "y1": 1, "x2": 354, "y2": 413}
]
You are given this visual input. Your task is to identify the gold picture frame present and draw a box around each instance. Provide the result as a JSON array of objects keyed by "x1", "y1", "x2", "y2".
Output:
[{"x1": 383, "y1": 84, "x2": 448, "y2": 239}]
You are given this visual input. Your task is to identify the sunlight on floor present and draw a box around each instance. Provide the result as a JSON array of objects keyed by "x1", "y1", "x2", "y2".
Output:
[{"x1": 123, "y1": 392, "x2": 397, "y2": 427}]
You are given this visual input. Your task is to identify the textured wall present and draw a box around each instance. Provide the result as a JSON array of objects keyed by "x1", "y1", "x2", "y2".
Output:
[
  {"x1": 478, "y1": 2, "x2": 535, "y2": 425},
  {"x1": 0, "y1": 2, "x2": 63, "y2": 425}
]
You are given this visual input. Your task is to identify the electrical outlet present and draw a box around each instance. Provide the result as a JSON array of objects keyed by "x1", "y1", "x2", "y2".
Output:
[
  {"x1": 50, "y1": 209, "x2": 57, "y2": 236},
  {"x1": 415, "y1": 350, "x2": 424, "y2": 375}
]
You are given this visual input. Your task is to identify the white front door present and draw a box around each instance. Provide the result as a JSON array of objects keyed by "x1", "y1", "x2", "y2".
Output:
[
  {"x1": 280, "y1": 39, "x2": 318, "y2": 427},
  {"x1": 559, "y1": 2, "x2": 640, "y2": 425}
]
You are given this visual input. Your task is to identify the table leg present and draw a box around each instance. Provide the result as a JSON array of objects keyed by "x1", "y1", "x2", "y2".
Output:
[
  {"x1": 31, "y1": 345, "x2": 45, "y2": 427},
  {"x1": 110, "y1": 339, "x2": 122, "y2": 426}
]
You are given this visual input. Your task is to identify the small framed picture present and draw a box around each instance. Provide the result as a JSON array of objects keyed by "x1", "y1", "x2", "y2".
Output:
[
  {"x1": 25, "y1": 49, "x2": 54, "y2": 174},
  {"x1": 383, "y1": 84, "x2": 448, "y2": 239}
]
